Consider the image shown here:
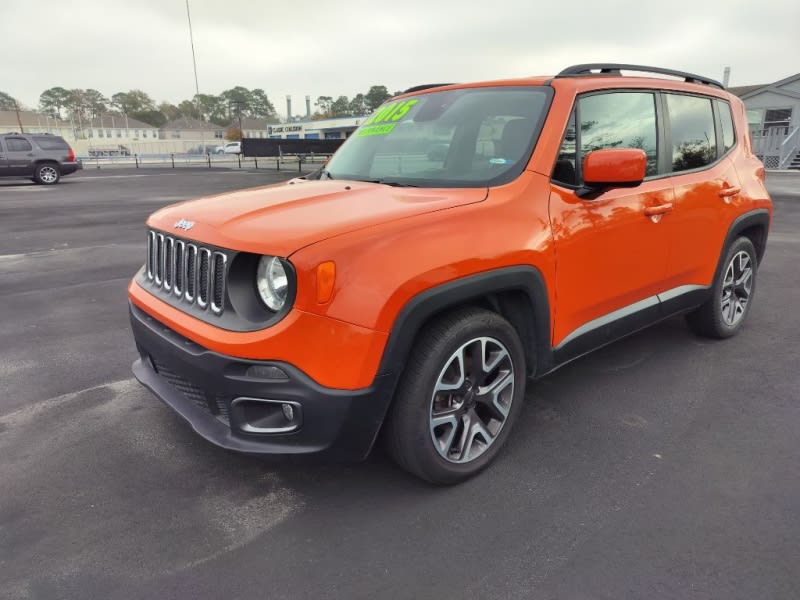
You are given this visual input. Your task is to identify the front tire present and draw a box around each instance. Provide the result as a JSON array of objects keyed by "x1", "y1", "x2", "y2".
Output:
[
  {"x1": 383, "y1": 307, "x2": 527, "y2": 484},
  {"x1": 33, "y1": 163, "x2": 60, "y2": 185},
  {"x1": 686, "y1": 236, "x2": 757, "y2": 339}
]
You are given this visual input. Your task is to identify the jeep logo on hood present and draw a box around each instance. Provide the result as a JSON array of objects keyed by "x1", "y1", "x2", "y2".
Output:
[{"x1": 174, "y1": 219, "x2": 195, "y2": 231}]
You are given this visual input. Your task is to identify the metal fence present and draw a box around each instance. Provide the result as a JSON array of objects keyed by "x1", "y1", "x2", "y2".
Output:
[
  {"x1": 76, "y1": 152, "x2": 328, "y2": 173},
  {"x1": 241, "y1": 137, "x2": 344, "y2": 157}
]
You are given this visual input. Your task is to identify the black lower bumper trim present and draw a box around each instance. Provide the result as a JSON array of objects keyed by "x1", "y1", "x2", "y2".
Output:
[
  {"x1": 61, "y1": 161, "x2": 82, "y2": 175},
  {"x1": 129, "y1": 302, "x2": 397, "y2": 460}
]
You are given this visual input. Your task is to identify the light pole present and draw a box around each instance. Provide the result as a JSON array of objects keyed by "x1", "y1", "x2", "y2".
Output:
[{"x1": 186, "y1": 0, "x2": 205, "y2": 154}]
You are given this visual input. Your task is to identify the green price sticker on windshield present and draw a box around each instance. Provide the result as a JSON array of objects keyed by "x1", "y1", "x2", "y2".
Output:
[{"x1": 357, "y1": 98, "x2": 419, "y2": 137}]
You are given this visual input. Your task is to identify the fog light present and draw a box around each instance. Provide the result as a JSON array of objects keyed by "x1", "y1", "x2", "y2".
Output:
[{"x1": 231, "y1": 397, "x2": 302, "y2": 434}]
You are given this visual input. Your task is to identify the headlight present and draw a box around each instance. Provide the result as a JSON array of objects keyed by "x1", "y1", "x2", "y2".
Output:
[{"x1": 256, "y1": 256, "x2": 289, "y2": 311}]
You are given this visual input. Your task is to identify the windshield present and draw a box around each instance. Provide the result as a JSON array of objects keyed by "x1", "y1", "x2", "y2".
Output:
[{"x1": 323, "y1": 86, "x2": 552, "y2": 188}]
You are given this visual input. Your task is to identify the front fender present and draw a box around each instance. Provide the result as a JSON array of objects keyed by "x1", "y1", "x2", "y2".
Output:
[{"x1": 374, "y1": 265, "x2": 553, "y2": 379}]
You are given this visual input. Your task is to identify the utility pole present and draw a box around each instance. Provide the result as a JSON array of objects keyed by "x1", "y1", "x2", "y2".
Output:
[
  {"x1": 186, "y1": 0, "x2": 205, "y2": 154},
  {"x1": 14, "y1": 100, "x2": 24, "y2": 133}
]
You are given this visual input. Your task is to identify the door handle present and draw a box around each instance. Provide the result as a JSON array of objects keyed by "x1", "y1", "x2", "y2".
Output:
[
  {"x1": 719, "y1": 186, "x2": 740, "y2": 198},
  {"x1": 644, "y1": 202, "x2": 673, "y2": 217}
]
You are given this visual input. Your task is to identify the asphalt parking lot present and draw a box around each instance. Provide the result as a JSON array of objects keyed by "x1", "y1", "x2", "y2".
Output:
[{"x1": 1, "y1": 169, "x2": 798, "y2": 599}]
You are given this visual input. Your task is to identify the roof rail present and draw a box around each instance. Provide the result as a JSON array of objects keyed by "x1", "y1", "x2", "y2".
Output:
[
  {"x1": 402, "y1": 83, "x2": 456, "y2": 94},
  {"x1": 556, "y1": 64, "x2": 724, "y2": 89}
]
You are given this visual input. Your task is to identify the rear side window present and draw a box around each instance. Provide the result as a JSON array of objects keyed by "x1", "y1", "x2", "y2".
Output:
[
  {"x1": 32, "y1": 136, "x2": 69, "y2": 151},
  {"x1": 6, "y1": 137, "x2": 33, "y2": 152},
  {"x1": 716, "y1": 100, "x2": 736, "y2": 153},
  {"x1": 666, "y1": 94, "x2": 717, "y2": 171}
]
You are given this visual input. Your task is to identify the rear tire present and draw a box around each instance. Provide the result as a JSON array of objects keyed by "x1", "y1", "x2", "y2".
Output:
[
  {"x1": 686, "y1": 236, "x2": 757, "y2": 339},
  {"x1": 383, "y1": 307, "x2": 527, "y2": 485},
  {"x1": 33, "y1": 163, "x2": 60, "y2": 185}
]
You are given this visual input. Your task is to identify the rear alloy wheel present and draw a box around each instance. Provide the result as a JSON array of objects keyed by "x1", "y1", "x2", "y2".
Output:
[
  {"x1": 686, "y1": 236, "x2": 757, "y2": 339},
  {"x1": 720, "y1": 250, "x2": 753, "y2": 327},
  {"x1": 384, "y1": 307, "x2": 526, "y2": 484},
  {"x1": 34, "y1": 163, "x2": 60, "y2": 185}
]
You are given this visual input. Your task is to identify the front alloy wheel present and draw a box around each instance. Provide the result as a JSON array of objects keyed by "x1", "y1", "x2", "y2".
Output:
[
  {"x1": 430, "y1": 337, "x2": 514, "y2": 463},
  {"x1": 384, "y1": 307, "x2": 526, "y2": 484}
]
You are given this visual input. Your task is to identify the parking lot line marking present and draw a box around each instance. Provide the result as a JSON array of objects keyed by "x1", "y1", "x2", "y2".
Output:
[
  {"x1": 75, "y1": 174, "x2": 177, "y2": 180},
  {"x1": 0, "y1": 242, "x2": 140, "y2": 262}
]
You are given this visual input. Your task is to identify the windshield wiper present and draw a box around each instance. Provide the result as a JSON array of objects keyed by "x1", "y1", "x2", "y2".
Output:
[
  {"x1": 319, "y1": 169, "x2": 334, "y2": 180},
  {"x1": 360, "y1": 179, "x2": 419, "y2": 187}
]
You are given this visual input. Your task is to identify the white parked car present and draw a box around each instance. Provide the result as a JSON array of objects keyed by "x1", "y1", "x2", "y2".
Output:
[{"x1": 222, "y1": 142, "x2": 241, "y2": 155}]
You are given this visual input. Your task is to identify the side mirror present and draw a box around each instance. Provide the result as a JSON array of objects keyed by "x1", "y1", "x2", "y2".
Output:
[{"x1": 579, "y1": 148, "x2": 647, "y2": 197}]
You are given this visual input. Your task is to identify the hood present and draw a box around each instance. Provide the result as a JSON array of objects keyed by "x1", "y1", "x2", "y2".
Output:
[{"x1": 147, "y1": 180, "x2": 487, "y2": 256}]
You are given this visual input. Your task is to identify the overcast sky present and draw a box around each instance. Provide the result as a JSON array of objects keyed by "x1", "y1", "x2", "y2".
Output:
[{"x1": 1, "y1": 0, "x2": 798, "y2": 116}]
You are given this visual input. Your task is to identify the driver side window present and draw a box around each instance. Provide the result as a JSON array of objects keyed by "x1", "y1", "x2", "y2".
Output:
[
  {"x1": 552, "y1": 92, "x2": 658, "y2": 187},
  {"x1": 552, "y1": 111, "x2": 577, "y2": 185}
]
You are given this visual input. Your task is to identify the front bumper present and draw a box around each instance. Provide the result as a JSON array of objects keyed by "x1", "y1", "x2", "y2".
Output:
[{"x1": 129, "y1": 302, "x2": 396, "y2": 460}]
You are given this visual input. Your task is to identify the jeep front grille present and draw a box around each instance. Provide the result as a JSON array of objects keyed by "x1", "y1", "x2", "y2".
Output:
[{"x1": 145, "y1": 230, "x2": 227, "y2": 315}]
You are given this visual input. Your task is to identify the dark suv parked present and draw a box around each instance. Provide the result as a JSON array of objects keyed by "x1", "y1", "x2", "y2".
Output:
[{"x1": 0, "y1": 133, "x2": 82, "y2": 184}]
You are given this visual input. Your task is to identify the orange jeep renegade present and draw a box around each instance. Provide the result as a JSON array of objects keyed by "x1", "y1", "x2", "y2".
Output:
[{"x1": 129, "y1": 64, "x2": 772, "y2": 484}]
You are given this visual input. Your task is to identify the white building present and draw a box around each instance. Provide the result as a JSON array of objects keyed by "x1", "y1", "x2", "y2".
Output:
[
  {"x1": 0, "y1": 110, "x2": 162, "y2": 156},
  {"x1": 729, "y1": 72, "x2": 800, "y2": 170},
  {"x1": 231, "y1": 117, "x2": 275, "y2": 139},
  {"x1": 266, "y1": 116, "x2": 365, "y2": 140},
  {"x1": 0, "y1": 110, "x2": 74, "y2": 137},
  {"x1": 161, "y1": 116, "x2": 224, "y2": 143},
  {"x1": 83, "y1": 114, "x2": 160, "y2": 155}
]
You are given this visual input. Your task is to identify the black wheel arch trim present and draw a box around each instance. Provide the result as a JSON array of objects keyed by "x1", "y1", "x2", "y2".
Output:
[
  {"x1": 376, "y1": 265, "x2": 553, "y2": 381},
  {"x1": 34, "y1": 159, "x2": 60, "y2": 169},
  {"x1": 720, "y1": 208, "x2": 770, "y2": 268}
]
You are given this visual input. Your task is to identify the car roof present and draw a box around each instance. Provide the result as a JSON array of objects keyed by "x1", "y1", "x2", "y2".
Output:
[
  {"x1": 1, "y1": 132, "x2": 65, "y2": 138},
  {"x1": 397, "y1": 64, "x2": 731, "y2": 101}
]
